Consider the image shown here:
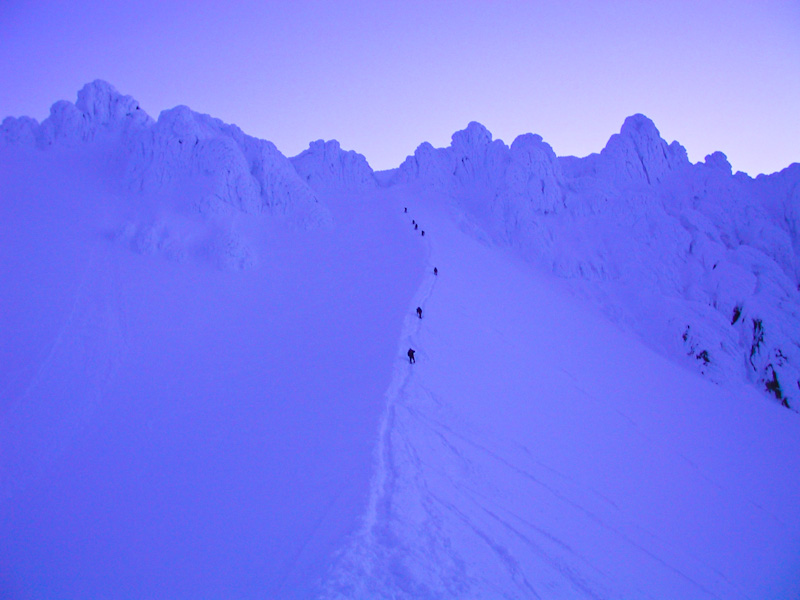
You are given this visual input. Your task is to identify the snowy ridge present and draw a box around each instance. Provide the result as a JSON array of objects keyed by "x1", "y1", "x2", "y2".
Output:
[
  {"x1": 1, "y1": 81, "x2": 330, "y2": 230},
  {"x1": 1, "y1": 80, "x2": 152, "y2": 149},
  {"x1": 322, "y1": 198, "x2": 438, "y2": 598},
  {"x1": 598, "y1": 114, "x2": 690, "y2": 187},
  {"x1": 1, "y1": 81, "x2": 335, "y2": 272},
  {"x1": 396, "y1": 118, "x2": 800, "y2": 407},
  {"x1": 291, "y1": 139, "x2": 377, "y2": 192},
  {"x1": 2, "y1": 82, "x2": 800, "y2": 598}
]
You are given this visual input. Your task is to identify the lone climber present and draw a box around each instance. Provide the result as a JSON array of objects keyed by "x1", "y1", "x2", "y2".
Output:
[
  {"x1": 404, "y1": 207, "x2": 407, "y2": 213},
  {"x1": 434, "y1": 267, "x2": 438, "y2": 276},
  {"x1": 416, "y1": 306, "x2": 422, "y2": 319},
  {"x1": 408, "y1": 348, "x2": 416, "y2": 364}
]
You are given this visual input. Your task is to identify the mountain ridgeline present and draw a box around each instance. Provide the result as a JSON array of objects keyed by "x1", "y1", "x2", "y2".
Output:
[{"x1": 3, "y1": 80, "x2": 798, "y2": 408}]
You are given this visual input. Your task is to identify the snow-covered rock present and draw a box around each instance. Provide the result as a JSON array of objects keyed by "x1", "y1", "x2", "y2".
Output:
[
  {"x1": 125, "y1": 105, "x2": 329, "y2": 226},
  {"x1": 290, "y1": 139, "x2": 377, "y2": 192},
  {"x1": 399, "y1": 118, "x2": 800, "y2": 407},
  {"x1": 0, "y1": 80, "x2": 154, "y2": 150},
  {"x1": 598, "y1": 113, "x2": 690, "y2": 187},
  {"x1": 0, "y1": 116, "x2": 39, "y2": 149},
  {"x1": 1, "y1": 80, "x2": 331, "y2": 235}
]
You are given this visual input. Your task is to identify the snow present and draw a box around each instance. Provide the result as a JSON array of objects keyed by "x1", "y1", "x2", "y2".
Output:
[
  {"x1": 1, "y1": 81, "x2": 799, "y2": 598},
  {"x1": 291, "y1": 139, "x2": 377, "y2": 193},
  {"x1": 0, "y1": 138, "x2": 423, "y2": 598},
  {"x1": 323, "y1": 187, "x2": 800, "y2": 598},
  {"x1": 395, "y1": 117, "x2": 800, "y2": 408}
]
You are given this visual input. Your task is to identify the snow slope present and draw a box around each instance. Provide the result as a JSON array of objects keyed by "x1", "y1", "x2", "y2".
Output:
[
  {"x1": 2, "y1": 82, "x2": 799, "y2": 598},
  {"x1": 322, "y1": 187, "x2": 800, "y2": 598},
  {"x1": 0, "y1": 115, "x2": 424, "y2": 597}
]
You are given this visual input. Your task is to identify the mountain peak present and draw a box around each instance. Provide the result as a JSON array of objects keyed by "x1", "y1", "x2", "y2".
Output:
[
  {"x1": 600, "y1": 114, "x2": 689, "y2": 185},
  {"x1": 451, "y1": 121, "x2": 493, "y2": 151},
  {"x1": 619, "y1": 113, "x2": 662, "y2": 141},
  {"x1": 290, "y1": 139, "x2": 376, "y2": 192}
]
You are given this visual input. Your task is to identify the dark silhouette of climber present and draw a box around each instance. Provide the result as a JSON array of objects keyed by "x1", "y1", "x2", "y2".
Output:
[
  {"x1": 416, "y1": 306, "x2": 422, "y2": 318},
  {"x1": 421, "y1": 230, "x2": 425, "y2": 236},
  {"x1": 415, "y1": 223, "x2": 418, "y2": 230},
  {"x1": 412, "y1": 219, "x2": 415, "y2": 224},
  {"x1": 408, "y1": 348, "x2": 416, "y2": 364},
  {"x1": 434, "y1": 267, "x2": 438, "y2": 276},
  {"x1": 404, "y1": 207, "x2": 407, "y2": 213}
]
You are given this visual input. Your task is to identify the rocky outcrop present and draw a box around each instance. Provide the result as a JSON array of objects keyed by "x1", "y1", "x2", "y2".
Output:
[
  {"x1": 126, "y1": 105, "x2": 329, "y2": 225},
  {"x1": 1, "y1": 80, "x2": 330, "y2": 229},
  {"x1": 397, "y1": 117, "x2": 800, "y2": 407},
  {"x1": 290, "y1": 139, "x2": 376, "y2": 192},
  {"x1": 1, "y1": 80, "x2": 153, "y2": 149}
]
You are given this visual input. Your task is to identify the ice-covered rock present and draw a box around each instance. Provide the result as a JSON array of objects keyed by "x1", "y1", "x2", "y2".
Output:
[
  {"x1": 398, "y1": 117, "x2": 800, "y2": 407},
  {"x1": 599, "y1": 113, "x2": 690, "y2": 187},
  {"x1": 397, "y1": 121, "x2": 509, "y2": 194},
  {"x1": 0, "y1": 116, "x2": 39, "y2": 149},
  {"x1": 1, "y1": 81, "x2": 329, "y2": 229},
  {"x1": 125, "y1": 105, "x2": 329, "y2": 225},
  {"x1": 2, "y1": 80, "x2": 152, "y2": 150},
  {"x1": 290, "y1": 139, "x2": 377, "y2": 192}
]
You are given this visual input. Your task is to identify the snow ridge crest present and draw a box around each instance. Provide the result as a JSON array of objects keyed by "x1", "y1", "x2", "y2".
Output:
[
  {"x1": 1, "y1": 80, "x2": 330, "y2": 229},
  {"x1": 396, "y1": 118, "x2": 800, "y2": 408},
  {"x1": 1, "y1": 80, "x2": 153, "y2": 148}
]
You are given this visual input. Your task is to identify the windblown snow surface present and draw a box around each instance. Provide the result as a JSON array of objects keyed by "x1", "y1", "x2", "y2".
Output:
[{"x1": 1, "y1": 82, "x2": 799, "y2": 599}]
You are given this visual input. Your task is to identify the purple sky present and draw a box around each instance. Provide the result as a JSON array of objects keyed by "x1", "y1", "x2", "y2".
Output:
[{"x1": 1, "y1": 0, "x2": 798, "y2": 175}]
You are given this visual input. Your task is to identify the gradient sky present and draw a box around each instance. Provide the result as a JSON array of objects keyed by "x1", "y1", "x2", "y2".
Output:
[{"x1": 1, "y1": 0, "x2": 798, "y2": 175}]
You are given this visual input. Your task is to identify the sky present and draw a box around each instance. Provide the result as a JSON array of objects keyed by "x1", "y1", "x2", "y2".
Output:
[{"x1": 0, "y1": 0, "x2": 798, "y2": 175}]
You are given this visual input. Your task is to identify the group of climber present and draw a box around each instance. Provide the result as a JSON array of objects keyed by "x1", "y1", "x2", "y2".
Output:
[
  {"x1": 404, "y1": 206, "x2": 437, "y2": 365},
  {"x1": 405, "y1": 207, "x2": 426, "y2": 237}
]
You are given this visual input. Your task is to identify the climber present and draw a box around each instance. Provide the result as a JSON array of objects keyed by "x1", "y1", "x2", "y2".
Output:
[
  {"x1": 415, "y1": 223, "x2": 418, "y2": 230},
  {"x1": 404, "y1": 207, "x2": 407, "y2": 213},
  {"x1": 434, "y1": 267, "x2": 438, "y2": 276},
  {"x1": 421, "y1": 230, "x2": 425, "y2": 236},
  {"x1": 416, "y1": 306, "x2": 422, "y2": 319},
  {"x1": 408, "y1": 348, "x2": 416, "y2": 364}
]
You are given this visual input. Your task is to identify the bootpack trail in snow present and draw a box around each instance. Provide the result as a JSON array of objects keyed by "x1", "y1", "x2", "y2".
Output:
[
  {"x1": 3, "y1": 82, "x2": 800, "y2": 598},
  {"x1": 321, "y1": 185, "x2": 800, "y2": 599}
]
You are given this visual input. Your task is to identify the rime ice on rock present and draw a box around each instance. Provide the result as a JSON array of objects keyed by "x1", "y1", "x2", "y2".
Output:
[
  {"x1": 0, "y1": 116, "x2": 39, "y2": 148},
  {"x1": 126, "y1": 105, "x2": 329, "y2": 225},
  {"x1": 598, "y1": 113, "x2": 690, "y2": 186},
  {"x1": 1, "y1": 80, "x2": 152, "y2": 149},
  {"x1": 0, "y1": 80, "x2": 334, "y2": 274},
  {"x1": 0, "y1": 80, "x2": 330, "y2": 230},
  {"x1": 397, "y1": 117, "x2": 800, "y2": 407},
  {"x1": 290, "y1": 139, "x2": 377, "y2": 192}
]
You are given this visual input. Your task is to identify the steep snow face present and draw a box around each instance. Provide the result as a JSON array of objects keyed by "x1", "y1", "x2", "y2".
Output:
[
  {"x1": 3, "y1": 82, "x2": 800, "y2": 599},
  {"x1": 397, "y1": 118, "x2": 800, "y2": 408},
  {"x1": 291, "y1": 139, "x2": 377, "y2": 192}
]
